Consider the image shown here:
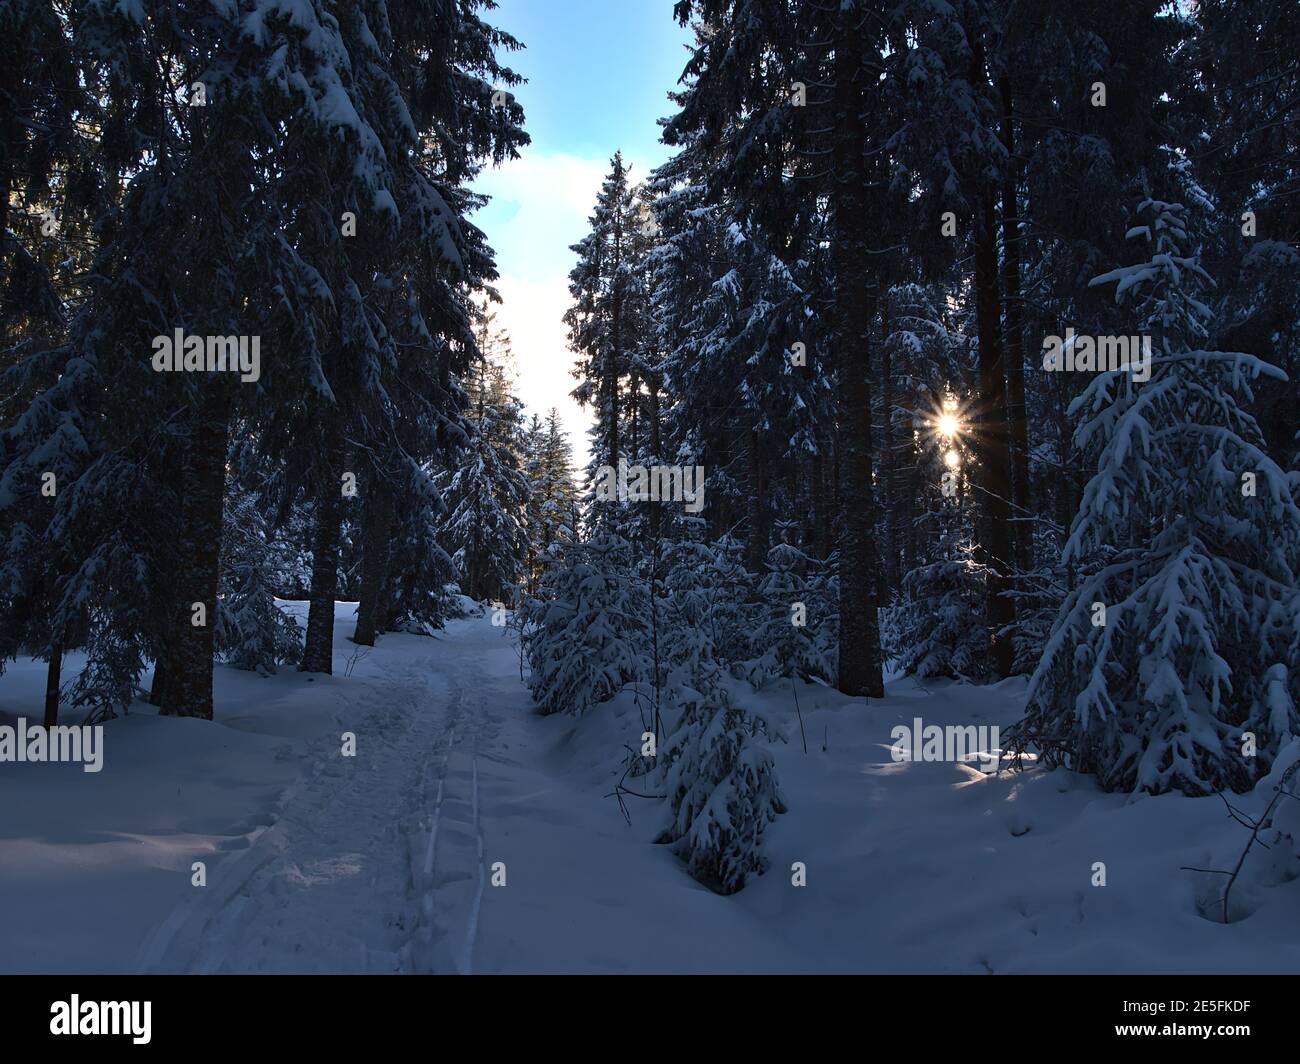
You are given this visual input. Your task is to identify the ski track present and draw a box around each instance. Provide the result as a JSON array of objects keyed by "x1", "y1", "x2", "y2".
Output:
[{"x1": 143, "y1": 638, "x2": 504, "y2": 975}]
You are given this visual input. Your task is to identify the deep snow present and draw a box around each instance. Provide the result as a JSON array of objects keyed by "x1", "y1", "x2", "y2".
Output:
[{"x1": 1, "y1": 603, "x2": 1297, "y2": 973}]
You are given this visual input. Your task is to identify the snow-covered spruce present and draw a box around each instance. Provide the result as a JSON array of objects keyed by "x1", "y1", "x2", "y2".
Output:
[
  {"x1": 742, "y1": 537, "x2": 838, "y2": 687},
  {"x1": 378, "y1": 468, "x2": 460, "y2": 637},
  {"x1": 435, "y1": 308, "x2": 530, "y2": 604},
  {"x1": 1010, "y1": 200, "x2": 1300, "y2": 796},
  {"x1": 657, "y1": 536, "x2": 757, "y2": 673},
  {"x1": 215, "y1": 488, "x2": 301, "y2": 675},
  {"x1": 521, "y1": 409, "x2": 582, "y2": 594},
  {"x1": 522, "y1": 532, "x2": 650, "y2": 715},
  {"x1": 565, "y1": 151, "x2": 657, "y2": 520},
  {"x1": 656, "y1": 699, "x2": 787, "y2": 896},
  {"x1": 652, "y1": 540, "x2": 786, "y2": 895},
  {"x1": 889, "y1": 552, "x2": 990, "y2": 682},
  {"x1": 520, "y1": 532, "x2": 788, "y2": 892}
]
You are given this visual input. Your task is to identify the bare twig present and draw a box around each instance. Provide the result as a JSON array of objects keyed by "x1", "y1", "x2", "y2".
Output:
[
  {"x1": 343, "y1": 644, "x2": 370, "y2": 677},
  {"x1": 790, "y1": 674, "x2": 808, "y2": 755},
  {"x1": 605, "y1": 743, "x2": 664, "y2": 825},
  {"x1": 1183, "y1": 760, "x2": 1300, "y2": 923}
]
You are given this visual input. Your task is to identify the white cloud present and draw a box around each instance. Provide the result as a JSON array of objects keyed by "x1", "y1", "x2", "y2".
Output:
[
  {"x1": 474, "y1": 150, "x2": 612, "y2": 283},
  {"x1": 490, "y1": 272, "x2": 592, "y2": 471},
  {"x1": 473, "y1": 148, "x2": 653, "y2": 473},
  {"x1": 476, "y1": 151, "x2": 610, "y2": 229}
]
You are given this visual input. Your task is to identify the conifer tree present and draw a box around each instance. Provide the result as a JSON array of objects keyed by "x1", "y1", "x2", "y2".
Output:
[
  {"x1": 523, "y1": 531, "x2": 650, "y2": 716},
  {"x1": 565, "y1": 151, "x2": 653, "y2": 522},
  {"x1": 1012, "y1": 199, "x2": 1300, "y2": 795},
  {"x1": 436, "y1": 306, "x2": 529, "y2": 603},
  {"x1": 523, "y1": 408, "x2": 581, "y2": 591}
]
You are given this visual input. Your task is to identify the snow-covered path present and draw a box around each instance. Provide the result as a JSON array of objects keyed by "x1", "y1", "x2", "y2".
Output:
[
  {"x1": 5, "y1": 603, "x2": 1300, "y2": 974},
  {"x1": 1, "y1": 603, "x2": 797, "y2": 974},
  {"x1": 136, "y1": 621, "x2": 513, "y2": 974},
  {"x1": 127, "y1": 611, "x2": 784, "y2": 975}
]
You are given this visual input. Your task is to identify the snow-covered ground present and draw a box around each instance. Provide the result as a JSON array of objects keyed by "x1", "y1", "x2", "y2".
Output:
[{"x1": 1, "y1": 604, "x2": 1297, "y2": 973}]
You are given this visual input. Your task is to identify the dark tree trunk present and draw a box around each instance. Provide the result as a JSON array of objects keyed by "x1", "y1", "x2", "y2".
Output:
[
  {"x1": 43, "y1": 644, "x2": 62, "y2": 727},
  {"x1": 161, "y1": 386, "x2": 232, "y2": 720},
  {"x1": 648, "y1": 379, "x2": 663, "y2": 540},
  {"x1": 745, "y1": 427, "x2": 769, "y2": 573},
  {"x1": 880, "y1": 304, "x2": 898, "y2": 598},
  {"x1": 607, "y1": 230, "x2": 623, "y2": 470},
  {"x1": 149, "y1": 452, "x2": 186, "y2": 709},
  {"x1": 1000, "y1": 75, "x2": 1031, "y2": 575},
  {"x1": 379, "y1": 572, "x2": 402, "y2": 636},
  {"x1": 833, "y1": 8, "x2": 884, "y2": 699},
  {"x1": 353, "y1": 477, "x2": 395, "y2": 647},
  {"x1": 301, "y1": 431, "x2": 344, "y2": 674},
  {"x1": 470, "y1": 474, "x2": 484, "y2": 601},
  {"x1": 901, "y1": 428, "x2": 921, "y2": 577},
  {"x1": 628, "y1": 370, "x2": 640, "y2": 461},
  {"x1": 829, "y1": 426, "x2": 841, "y2": 563},
  {"x1": 973, "y1": 187, "x2": 1017, "y2": 678},
  {"x1": 148, "y1": 656, "x2": 168, "y2": 707},
  {"x1": 647, "y1": 378, "x2": 661, "y2": 459},
  {"x1": 1051, "y1": 368, "x2": 1075, "y2": 538},
  {"x1": 812, "y1": 447, "x2": 827, "y2": 560}
]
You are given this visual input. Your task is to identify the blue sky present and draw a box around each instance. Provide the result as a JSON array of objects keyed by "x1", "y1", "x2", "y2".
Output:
[{"x1": 470, "y1": 0, "x2": 692, "y2": 464}]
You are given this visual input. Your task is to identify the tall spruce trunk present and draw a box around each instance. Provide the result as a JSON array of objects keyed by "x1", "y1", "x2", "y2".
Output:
[
  {"x1": 648, "y1": 379, "x2": 663, "y2": 541},
  {"x1": 1000, "y1": 75, "x2": 1031, "y2": 575},
  {"x1": 43, "y1": 644, "x2": 62, "y2": 727},
  {"x1": 148, "y1": 659, "x2": 168, "y2": 707},
  {"x1": 901, "y1": 437, "x2": 921, "y2": 576},
  {"x1": 745, "y1": 428, "x2": 769, "y2": 573},
  {"x1": 973, "y1": 188, "x2": 1017, "y2": 678},
  {"x1": 608, "y1": 228, "x2": 623, "y2": 470},
  {"x1": 470, "y1": 472, "x2": 484, "y2": 600},
  {"x1": 833, "y1": 9, "x2": 885, "y2": 699},
  {"x1": 301, "y1": 430, "x2": 344, "y2": 674},
  {"x1": 149, "y1": 451, "x2": 186, "y2": 708},
  {"x1": 628, "y1": 371, "x2": 640, "y2": 460},
  {"x1": 161, "y1": 386, "x2": 232, "y2": 719},
  {"x1": 353, "y1": 477, "x2": 395, "y2": 647},
  {"x1": 880, "y1": 305, "x2": 898, "y2": 598},
  {"x1": 812, "y1": 446, "x2": 828, "y2": 560}
]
